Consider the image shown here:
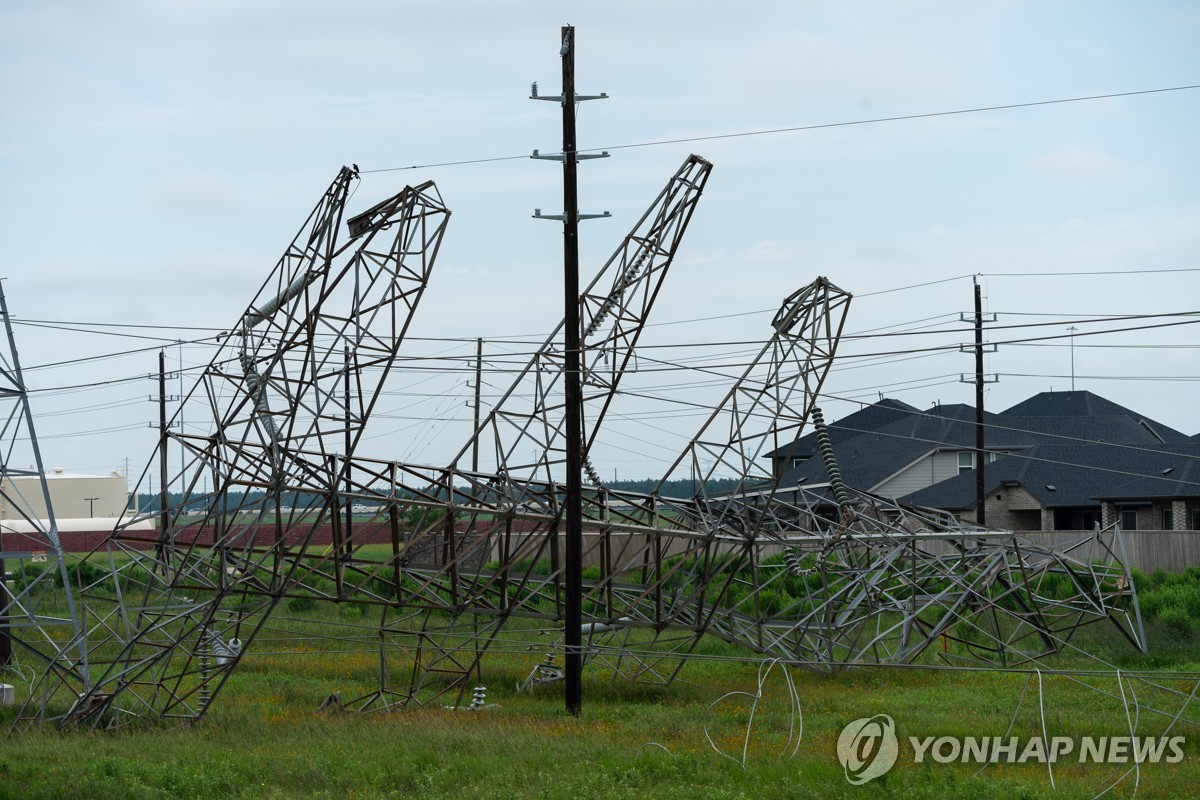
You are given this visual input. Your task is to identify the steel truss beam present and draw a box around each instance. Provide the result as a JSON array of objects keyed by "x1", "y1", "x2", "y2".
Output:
[
  {"x1": 0, "y1": 283, "x2": 88, "y2": 691},
  {"x1": 449, "y1": 154, "x2": 712, "y2": 487},
  {"x1": 20, "y1": 168, "x2": 449, "y2": 727},
  {"x1": 21, "y1": 155, "x2": 1145, "y2": 729}
]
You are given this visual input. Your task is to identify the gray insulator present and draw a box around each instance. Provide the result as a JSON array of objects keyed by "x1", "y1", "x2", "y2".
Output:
[
  {"x1": 583, "y1": 243, "x2": 654, "y2": 339},
  {"x1": 205, "y1": 629, "x2": 244, "y2": 667},
  {"x1": 812, "y1": 407, "x2": 850, "y2": 510},
  {"x1": 240, "y1": 352, "x2": 280, "y2": 445},
  {"x1": 582, "y1": 455, "x2": 604, "y2": 487},
  {"x1": 470, "y1": 686, "x2": 487, "y2": 710},
  {"x1": 244, "y1": 270, "x2": 315, "y2": 329}
]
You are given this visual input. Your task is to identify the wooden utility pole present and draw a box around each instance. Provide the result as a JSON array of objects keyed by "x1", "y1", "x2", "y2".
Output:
[
  {"x1": 158, "y1": 351, "x2": 171, "y2": 565},
  {"x1": 973, "y1": 281, "x2": 986, "y2": 526},
  {"x1": 0, "y1": 558, "x2": 9, "y2": 667},
  {"x1": 531, "y1": 23, "x2": 608, "y2": 717},
  {"x1": 472, "y1": 337, "x2": 482, "y2": 473},
  {"x1": 559, "y1": 24, "x2": 584, "y2": 718}
]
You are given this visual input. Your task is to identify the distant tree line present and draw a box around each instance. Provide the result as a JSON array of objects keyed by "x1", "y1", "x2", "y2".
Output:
[
  {"x1": 133, "y1": 478, "x2": 745, "y2": 513},
  {"x1": 602, "y1": 477, "x2": 744, "y2": 498}
]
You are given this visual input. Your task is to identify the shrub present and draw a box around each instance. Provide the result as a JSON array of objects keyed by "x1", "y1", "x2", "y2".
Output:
[
  {"x1": 286, "y1": 595, "x2": 318, "y2": 613},
  {"x1": 512, "y1": 557, "x2": 554, "y2": 576},
  {"x1": 70, "y1": 560, "x2": 111, "y2": 591},
  {"x1": 1158, "y1": 605, "x2": 1193, "y2": 638},
  {"x1": 8, "y1": 561, "x2": 51, "y2": 592}
]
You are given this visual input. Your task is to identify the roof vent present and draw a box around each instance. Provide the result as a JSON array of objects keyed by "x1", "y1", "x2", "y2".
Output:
[
  {"x1": 1138, "y1": 419, "x2": 1167, "y2": 444},
  {"x1": 1045, "y1": 484, "x2": 1056, "y2": 491},
  {"x1": 1162, "y1": 468, "x2": 1174, "y2": 475}
]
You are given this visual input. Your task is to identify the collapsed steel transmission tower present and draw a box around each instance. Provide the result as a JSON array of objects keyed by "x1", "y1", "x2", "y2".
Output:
[
  {"x1": 0, "y1": 282, "x2": 88, "y2": 685},
  {"x1": 19, "y1": 151, "x2": 1145, "y2": 729},
  {"x1": 20, "y1": 168, "x2": 449, "y2": 726}
]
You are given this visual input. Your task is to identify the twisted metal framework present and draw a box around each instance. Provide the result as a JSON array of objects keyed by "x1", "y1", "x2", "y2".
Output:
[
  {"x1": 20, "y1": 167, "x2": 450, "y2": 726},
  {"x1": 447, "y1": 154, "x2": 712, "y2": 487},
  {"x1": 21, "y1": 154, "x2": 1146, "y2": 729},
  {"x1": 0, "y1": 283, "x2": 87, "y2": 682}
]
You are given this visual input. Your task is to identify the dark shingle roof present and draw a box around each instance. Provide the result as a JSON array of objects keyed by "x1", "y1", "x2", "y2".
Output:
[
  {"x1": 766, "y1": 398, "x2": 919, "y2": 459},
  {"x1": 903, "y1": 443, "x2": 1200, "y2": 509},
  {"x1": 1095, "y1": 458, "x2": 1200, "y2": 501},
  {"x1": 770, "y1": 390, "x2": 1198, "y2": 508},
  {"x1": 776, "y1": 403, "x2": 1020, "y2": 492},
  {"x1": 1000, "y1": 390, "x2": 1191, "y2": 443}
]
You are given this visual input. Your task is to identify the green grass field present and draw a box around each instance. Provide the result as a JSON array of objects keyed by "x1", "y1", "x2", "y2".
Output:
[{"x1": 3, "y1": 609, "x2": 1199, "y2": 800}]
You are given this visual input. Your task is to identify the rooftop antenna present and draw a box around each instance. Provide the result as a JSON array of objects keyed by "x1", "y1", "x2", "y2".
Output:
[{"x1": 1067, "y1": 326, "x2": 1078, "y2": 391}]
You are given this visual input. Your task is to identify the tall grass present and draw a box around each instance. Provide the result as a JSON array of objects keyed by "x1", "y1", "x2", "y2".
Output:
[{"x1": 3, "y1": 622, "x2": 1198, "y2": 799}]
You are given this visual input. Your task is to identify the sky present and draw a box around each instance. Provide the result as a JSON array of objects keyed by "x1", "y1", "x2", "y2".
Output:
[{"x1": 1, "y1": 1, "x2": 1198, "y2": 488}]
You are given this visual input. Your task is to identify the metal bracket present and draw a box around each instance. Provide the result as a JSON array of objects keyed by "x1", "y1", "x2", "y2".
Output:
[
  {"x1": 531, "y1": 149, "x2": 610, "y2": 162},
  {"x1": 530, "y1": 82, "x2": 609, "y2": 103},
  {"x1": 533, "y1": 209, "x2": 611, "y2": 222}
]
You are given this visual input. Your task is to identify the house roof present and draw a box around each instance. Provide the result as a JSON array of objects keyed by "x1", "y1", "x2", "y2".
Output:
[
  {"x1": 769, "y1": 389, "x2": 1200, "y2": 509},
  {"x1": 766, "y1": 398, "x2": 919, "y2": 460},
  {"x1": 1095, "y1": 458, "x2": 1200, "y2": 501},
  {"x1": 775, "y1": 402, "x2": 1023, "y2": 493},
  {"x1": 902, "y1": 443, "x2": 1200, "y2": 509},
  {"x1": 1000, "y1": 390, "x2": 1191, "y2": 443}
]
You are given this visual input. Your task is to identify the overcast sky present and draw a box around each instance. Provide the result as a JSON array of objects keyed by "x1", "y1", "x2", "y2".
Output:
[{"x1": 2, "y1": 1, "x2": 1197, "y2": 487}]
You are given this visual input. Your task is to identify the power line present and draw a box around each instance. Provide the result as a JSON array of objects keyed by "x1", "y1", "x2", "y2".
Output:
[
  {"x1": 982, "y1": 267, "x2": 1200, "y2": 278},
  {"x1": 11, "y1": 318, "x2": 225, "y2": 332},
  {"x1": 838, "y1": 310, "x2": 1200, "y2": 342},
  {"x1": 1001, "y1": 372, "x2": 1200, "y2": 382},
  {"x1": 360, "y1": 83, "x2": 1200, "y2": 173},
  {"x1": 18, "y1": 311, "x2": 1193, "y2": 393}
]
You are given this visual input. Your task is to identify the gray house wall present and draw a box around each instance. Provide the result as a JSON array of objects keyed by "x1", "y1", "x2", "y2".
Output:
[{"x1": 875, "y1": 451, "x2": 962, "y2": 498}]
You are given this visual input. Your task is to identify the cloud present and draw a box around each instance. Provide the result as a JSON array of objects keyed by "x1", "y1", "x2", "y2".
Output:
[
  {"x1": 148, "y1": 173, "x2": 244, "y2": 215},
  {"x1": 1027, "y1": 147, "x2": 1122, "y2": 184},
  {"x1": 854, "y1": 239, "x2": 915, "y2": 264}
]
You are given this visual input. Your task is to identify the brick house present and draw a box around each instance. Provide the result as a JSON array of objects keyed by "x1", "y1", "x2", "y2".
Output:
[{"x1": 769, "y1": 391, "x2": 1199, "y2": 532}]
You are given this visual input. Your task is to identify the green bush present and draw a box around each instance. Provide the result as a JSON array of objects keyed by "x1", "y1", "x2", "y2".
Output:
[
  {"x1": 1133, "y1": 568, "x2": 1200, "y2": 637},
  {"x1": 8, "y1": 561, "x2": 51, "y2": 592},
  {"x1": 1158, "y1": 604, "x2": 1193, "y2": 638},
  {"x1": 512, "y1": 557, "x2": 554, "y2": 576},
  {"x1": 286, "y1": 595, "x2": 318, "y2": 613},
  {"x1": 71, "y1": 560, "x2": 111, "y2": 591},
  {"x1": 1147, "y1": 582, "x2": 1200, "y2": 618}
]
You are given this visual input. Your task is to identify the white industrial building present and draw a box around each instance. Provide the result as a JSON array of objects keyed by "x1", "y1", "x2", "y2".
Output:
[{"x1": 1, "y1": 469, "x2": 130, "y2": 525}]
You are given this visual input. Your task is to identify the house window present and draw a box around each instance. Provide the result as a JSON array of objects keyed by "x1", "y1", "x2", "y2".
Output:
[
  {"x1": 792, "y1": 457, "x2": 808, "y2": 468},
  {"x1": 1120, "y1": 510, "x2": 1137, "y2": 531},
  {"x1": 1162, "y1": 507, "x2": 1174, "y2": 530},
  {"x1": 959, "y1": 451, "x2": 1003, "y2": 474},
  {"x1": 1192, "y1": 508, "x2": 1200, "y2": 531}
]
